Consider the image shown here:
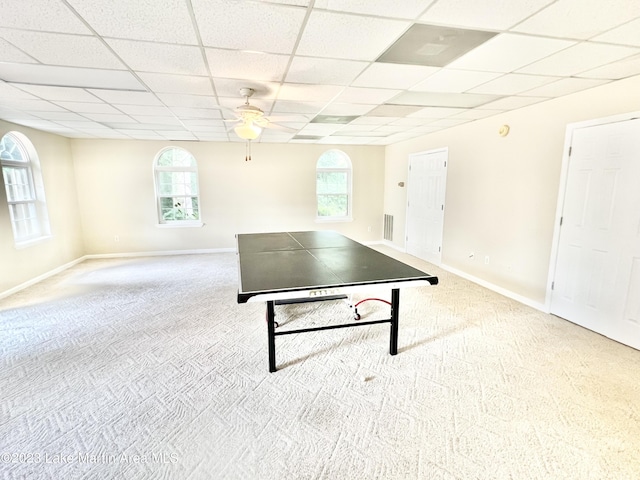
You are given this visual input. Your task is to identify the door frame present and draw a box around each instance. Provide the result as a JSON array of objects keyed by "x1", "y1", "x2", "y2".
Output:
[
  {"x1": 545, "y1": 110, "x2": 640, "y2": 312},
  {"x1": 405, "y1": 147, "x2": 448, "y2": 266}
]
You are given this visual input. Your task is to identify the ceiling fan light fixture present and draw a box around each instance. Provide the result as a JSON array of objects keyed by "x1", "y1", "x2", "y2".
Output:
[{"x1": 234, "y1": 121, "x2": 262, "y2": 140}]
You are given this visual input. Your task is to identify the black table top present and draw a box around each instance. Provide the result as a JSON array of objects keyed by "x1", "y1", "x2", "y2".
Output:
[{"x1": 236, "y1": 231, "x2": 438, "y2": 303}]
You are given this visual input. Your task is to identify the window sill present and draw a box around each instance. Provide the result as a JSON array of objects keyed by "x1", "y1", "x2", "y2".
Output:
[
  {"x1": 315, "y1": 217, "x2": 353, "y2": 223},
  {"x1": 14, "y1": 235, "x2": 52, "y2": 250},
  {"x1": 156, "y1": 222, "x2": 204, "y2": 228}
]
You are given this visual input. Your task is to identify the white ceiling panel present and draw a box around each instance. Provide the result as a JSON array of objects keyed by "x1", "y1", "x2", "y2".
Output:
[
  {"x1": 1, "y1": 1, "x2": 638, "y2": 144},
  {"x1": 0, "y1": 37, "x2": 38, "y2": 64},
  {"x1": 420, "y1": 0, "x2": 555, "y2": 30},
  {"x1": 352, "y1": 63, "x2": 439, "y2": 89},
  {"x1": 286, "y1": 57, "x2": 368, "y2": 85},
  {"x1": 512, "y1": 0, "x2": 640, "y2": 40},
  {"x1": 469, "y1": 73, "x2": 558, "y2": 95},
  {"x1": 518, "y1": 42, "x2": 639, "y2": 76},
  {"x1": 448, "y1": 34, "x2": 576, "y2": 73},
  {"x1": 69, "y1": 0, "x2": 197, "y2": 43},
  {"x1": 296, "y1": 11, "x2": 410, "y2": 60},
  {"x1": 314, "y1": 0, "x2": 436, "y2": 19},
  {"x1": 410, "y1": 69, "x2": 502, "y2": 93},
  {"x1": 577, "y1": 54, "x2": 640, "y2": 80},
  {"x1": 593, "y1": 18, "x2": 640, "y2": 46},
  {"x1": 193, "y1": 0, "x2": 306, "y2": 54},
  {"x1": 107, "y1": 39, "x2": 207, "y2": 75},
  {"x1": 0, "y1": 0, "x2": 90, "y2": 34},
  {"x1": 332, "y1": 87, "x2": 400, "y2": 104},
  {"x1": 522, "y1": 77, "x2": 608, "y2": 97},
  {"x1": 206, "y1": 49, "x2": 289, "y2": 82},
  {"x1": 13, "y1": 85, "x2": 98, "y2": 102},
  {"x1": 53, "y1": 102, "x2": 121, "y2": 114},
  {"x1": 138, "y1": 73, "x2": 214, "y2": 96}
]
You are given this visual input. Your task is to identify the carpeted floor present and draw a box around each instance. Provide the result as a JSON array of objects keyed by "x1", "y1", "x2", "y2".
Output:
[{"x1": 1, "y1": 247, "x2": 639, "y2": 479}]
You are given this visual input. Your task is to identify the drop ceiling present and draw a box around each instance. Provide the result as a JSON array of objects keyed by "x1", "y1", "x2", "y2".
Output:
[{"x1": 0, "y1": 0, "x2": 639, "y2": 145}]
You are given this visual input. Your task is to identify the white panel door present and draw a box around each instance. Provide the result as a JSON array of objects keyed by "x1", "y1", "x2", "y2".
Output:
[
  {"x1": 551, "y1": 118, "x2": 640, "y2": 349},
  {"x1": 406, "y1": 149, "x2": 447, "y2": 265}
]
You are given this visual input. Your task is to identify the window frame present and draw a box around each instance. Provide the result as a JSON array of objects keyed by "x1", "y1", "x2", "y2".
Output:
[
  {"x1": 1, "y1": 131, "x2": 51, "y2": 246},
  {"x1": 153, "y1": 147, "x2": 203, "y2": 228},
  {"x1": 315, "y1": 149, "x2": 353, "y2": 222}
]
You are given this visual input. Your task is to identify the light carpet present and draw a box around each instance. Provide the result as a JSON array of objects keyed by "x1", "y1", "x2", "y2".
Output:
[{"x1": 1, "y1": 247, "x2": 639, "y2": 480}]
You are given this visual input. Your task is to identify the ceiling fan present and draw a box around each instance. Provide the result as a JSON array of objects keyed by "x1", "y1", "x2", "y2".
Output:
[{"x1": 225, "y1": 87, "x2": 295, "y2": 160}]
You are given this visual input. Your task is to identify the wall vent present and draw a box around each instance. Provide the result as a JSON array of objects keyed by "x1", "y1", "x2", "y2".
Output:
[{"x1": 383, "y1": 214, "x2": 394, "y2": 241}]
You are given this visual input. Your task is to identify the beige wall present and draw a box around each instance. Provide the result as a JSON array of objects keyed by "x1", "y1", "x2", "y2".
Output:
[
  {"x1": 71, "y1": 139, "x2": 385, "y2": 255},
  {"x1": 384, "y1": 74, "x2": 640, "y2": 305},
  {"x1": 0, "y1": 120, "x2": 84, "y2": 294}
]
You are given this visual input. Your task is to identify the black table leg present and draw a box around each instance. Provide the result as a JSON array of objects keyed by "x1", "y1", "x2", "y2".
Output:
[
  {"x1": 390, "y1": 288, "x2": 400, "y2": 355},
  {"x1": 267, "y1": 301, "x2": 277, "y2": 372}
]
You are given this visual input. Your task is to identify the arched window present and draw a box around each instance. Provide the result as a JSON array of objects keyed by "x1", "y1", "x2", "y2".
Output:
[
  {"x1": 316, "y1": 149, "x2": 352, "y2": 221},
  {"x1": 1, "y1": 131, "x2": 50, "y2": 244},
  {"x1": 153, "y1": 147, "x2": 201, "y2": 225}
]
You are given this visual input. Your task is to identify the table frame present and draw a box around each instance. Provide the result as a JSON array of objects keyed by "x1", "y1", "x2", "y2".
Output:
[{"x1": 265, "y1": 289, "x2": 400, "y2": 372}]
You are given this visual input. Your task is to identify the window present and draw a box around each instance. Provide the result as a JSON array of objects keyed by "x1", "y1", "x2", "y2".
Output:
[
  {"x1": 316, "y1": 149, "x2": 352, "y2": 221},
  {"x1": 1, "y1": 132, "x2": 50, "y2": 245},
  {"x1": 153, "y1": 147, "x2": 201, "y2": 226}
]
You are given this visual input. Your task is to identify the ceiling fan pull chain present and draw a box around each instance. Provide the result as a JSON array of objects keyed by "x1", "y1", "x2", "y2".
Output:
[{"x1": 245, "y1": 140, "x2": 252, "y2": 161}]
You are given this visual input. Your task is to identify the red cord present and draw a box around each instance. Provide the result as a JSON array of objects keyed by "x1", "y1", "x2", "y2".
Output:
[{"x1": 354, "y1": 298, "x2": 391, "y2": 307}]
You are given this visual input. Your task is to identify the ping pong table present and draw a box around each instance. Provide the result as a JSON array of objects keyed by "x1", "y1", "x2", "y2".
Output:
[{"x1": 236, "y1": 230, "x2": 438, "y2": 372}]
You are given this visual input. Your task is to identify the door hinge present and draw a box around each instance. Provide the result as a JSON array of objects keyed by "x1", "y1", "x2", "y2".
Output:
[
  {"x1": 438, "y1": 246, "x2": 441, "y2": 252},
  {"x1": 560, "y1": 216, "x2": 563, "y2": 226},
  {"x1": 568, "y1": 146, "x2": 572, "y2": 156},
  {"x1": 441, "y1": 204, "x2": 444, "y2": 210},
  {"x1": 444, "y1": 160, "x2": 447, "y2": 167},
  {"x1": 551, "y1": 281, "x2": 555, "y2": 290}
]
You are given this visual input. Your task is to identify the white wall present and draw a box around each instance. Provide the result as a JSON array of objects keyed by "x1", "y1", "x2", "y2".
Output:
[
  {"x1": 71, "y1": 139, "x2": 385, "y2": 255},
  {"x1": 384, "y1": 74, "x2": 640, "y2": 305},
  {"x1": 0, "y1": 120, "x2": 84, "y2": 294}
]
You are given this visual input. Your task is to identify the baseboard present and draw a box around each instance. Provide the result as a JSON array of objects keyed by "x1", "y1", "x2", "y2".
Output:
[
  {"x1": 0, "y1": 248, "x2": 235, "y2": 299},
  {"x1": 85, "y1": 248, "x2": 235, "y2": 259},
  {"x1": 0, "y1": 256, "x2": 87, "y2": 300},
  {"x1": 439, "y1": 263, "x2": 547, "y2": 312}
]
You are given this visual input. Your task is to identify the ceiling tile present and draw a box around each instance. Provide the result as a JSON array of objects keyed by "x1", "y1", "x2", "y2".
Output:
[
  {"x1": 522, "y1": 77, "x2": 609, "y2": 97},
  {"x1": 511, "y1": 0, "x2": 640, "y2": 40},
  {"x1": 88, "y1": 90, "x2": 162, "y2": 106},
  {"x1": 206, "y1": 49, "x2": 289, "y2": 82},
  {"x1": 0, "y1": 82, "x2": 39, "y2": 101},
  {"x1": 107, "y1": 39, "x2": 207, "y2": 75},
  {"x1": 349, "y1": 116, "x2": 393, "y2": 125},
  {"x1": 70, "y1": 0, "x2": 197, "y2": 43},
  {"x1": 0, "y1": 37, "x2": 38, "y2": 63},
  {"x1": 390, "y1": 91, "x2": 500, "y2": 107},
  {"x1": 332, "y1": 87, "x2": 400, "y2": 104},
  {"x1": 156, "y1": 93, "x2": 218, "y2": 109},
  {"x1": 286, "y1": 57, "x2": 368, "y2": 85},
  {"x1": 593, "y1": 18, "x2": 640, "y2": 46},
  {"x1": 449, "y1": 33, "x2": 576, "y2": 72},
  {"x1": 193, "y1": 0, "x2": 306, "y2": 53},
  {"x1": 1, "y1": 99, "x2": 67, "y2": 112},
  {"x1": 517, "y1": 42, "x2": 639, "y2": 76},
  {"x1": 0, "y1": 0, "x2": 90, "y2": 34},
  {"x1": 0, "y1": 29, "x2": 124, "y2": 69},
  {"x1": 53, "y1": 102, "x2": 121, "y2": 114},
  {"x1": 365, "y1": 105, "x2": 423, "y2": 116},
  {"x1": 169, "y1": 107, "x2": 222, "y2": 119},
  {"x1": 13, "y1": 85, "x2": 99, "y2": 102},
  {"x1": 314, "y1": 0, "x2": 435, "y2": 19},
  {"x1": 450, "y1": 108, "x2": 504, "y2": 119},
  {"x1": 420, "y1": 0, "x2": 555, "y2": 30},
  {"x1": 277, "y1": 83, "x2": 344, "y2": 102},
  {"x1": 0, "y1": 63, "x2": 145, "y2": 90},
  {"x1": 271, "y1": 100, "x2": 327, "y2": 114},
  {"x1": 577, "y1": 53, "x2": 640, "y2": 80},
  {"x1": 320, "y1": 103, "x2": 375, "y2": 115},
  {"x1": 352, "y1": 63, "x2": 439, "y2": 89},
  {"x1": 480, "y1": 96, "x2": 547, "y2": 110},
  {"x1": 410, "y1": 69, "x2": 502, "y2": 93},
  {"x1": 213, "y1": 79, "x2": 280, "y2": 99},
  {"x1": 469, "y1": 73, "x2": 559, "y2": 95},
  {"x1": 80, "y1": 113, "x2": 136, "y2": 123},
  {"x1": 115, "y1": 105, "x2": 173, "y2": 116},
  {"x1": 296, "y1": 10, "x2": 410, "y2": 61},
  {"x1": 408, "y1": 106, "x2": 467, "y2": 118},
  {"x1": 138, "y1": 73, "x2": 213, "y2": 95}
]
